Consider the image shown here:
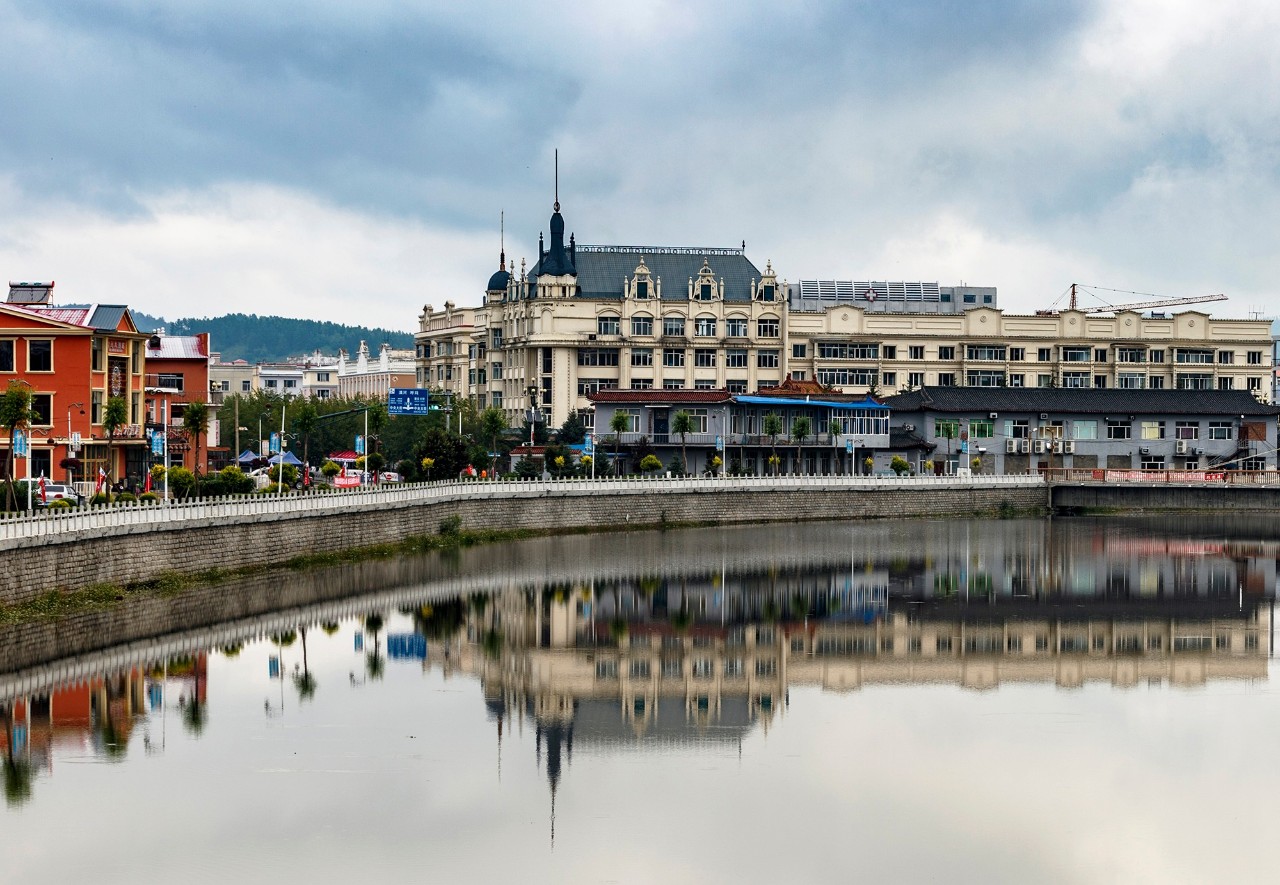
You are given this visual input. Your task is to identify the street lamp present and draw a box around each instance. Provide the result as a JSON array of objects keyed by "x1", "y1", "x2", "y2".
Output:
[{"x1": 66, "y1": 401, "x2": 84, "y2": 484}]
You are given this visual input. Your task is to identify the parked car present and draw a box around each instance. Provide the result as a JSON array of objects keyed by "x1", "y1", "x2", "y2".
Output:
[{"x1": 37, "y1": 483, "x2": 85, "y2": 506}]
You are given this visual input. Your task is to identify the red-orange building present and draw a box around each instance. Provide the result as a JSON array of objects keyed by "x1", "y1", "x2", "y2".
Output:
[
  {"x1": 143, "y1": 332, "x2": 216, "y2": 472},
  {"x1": 2, "y1": 282, "x2": 149, "y2": 487}
]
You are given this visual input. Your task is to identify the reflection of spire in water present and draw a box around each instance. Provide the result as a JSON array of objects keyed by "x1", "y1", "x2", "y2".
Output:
[{"x1": 536, "y1": 718, "x2": 574, "y2": 851}]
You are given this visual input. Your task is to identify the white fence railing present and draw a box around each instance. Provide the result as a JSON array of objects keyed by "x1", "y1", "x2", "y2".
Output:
[{"x1": 0, "y1": 474, "x2": 1046, "y2": 546}]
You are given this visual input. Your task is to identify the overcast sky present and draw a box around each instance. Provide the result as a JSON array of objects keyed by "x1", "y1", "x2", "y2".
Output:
[{"x1": 2, "y1": 0, "x2": 1278, "y2": 332}]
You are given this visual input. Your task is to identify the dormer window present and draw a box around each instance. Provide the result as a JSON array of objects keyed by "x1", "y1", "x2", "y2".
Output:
[
  {"x1": 756, "y1": 260, "x2": 780, "y2": 303},
  {"x1": 761, "y1": 284, "x2": 775, "y2": 302},
  {"x1": 631, "y1": 256, "x2": 652, "y2": 300},
  {"x1": 693, "y1": 258, "x2": 718, "y2": 301}
]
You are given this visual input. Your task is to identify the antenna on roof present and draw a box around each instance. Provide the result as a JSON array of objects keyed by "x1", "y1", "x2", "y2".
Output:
[
  {"x1": 554, "y1": 149, "x2": 559, "y2": 212},
  {"x1": 500, "y1": 210, "x2": 505, "y2": 267}
]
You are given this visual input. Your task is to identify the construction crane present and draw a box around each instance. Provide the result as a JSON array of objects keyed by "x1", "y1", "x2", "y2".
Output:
[{"x1": 1036, "y1": 283, "x2": 1228, "y2": 315}]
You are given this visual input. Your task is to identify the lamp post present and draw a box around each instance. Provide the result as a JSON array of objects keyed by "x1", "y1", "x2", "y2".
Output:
[{"x1": 66, "y1": 401, "x2": 84, "y2": 484}]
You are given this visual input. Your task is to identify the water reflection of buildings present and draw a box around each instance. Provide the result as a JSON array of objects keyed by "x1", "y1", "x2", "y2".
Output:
[{"x1": 2, "y1": 654, "x2": 206, "y2": 804}]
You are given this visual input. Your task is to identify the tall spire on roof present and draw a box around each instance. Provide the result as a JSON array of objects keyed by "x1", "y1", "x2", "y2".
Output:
[{"x1": 540, "y1": 148, "x2": 577, "y2": 277}]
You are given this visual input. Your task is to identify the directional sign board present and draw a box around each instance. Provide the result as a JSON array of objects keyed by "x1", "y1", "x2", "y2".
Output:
[{"x1": 388, "y1": 388, "x2": 430, "y2": 416}]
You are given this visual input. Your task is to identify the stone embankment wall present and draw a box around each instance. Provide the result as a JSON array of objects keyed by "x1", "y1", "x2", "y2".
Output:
[
  {"x1": 1, "y1": 480, "x2": 1046, "y2": 605},
  {"x1": 1051, "y1": 483, "x2": 1280, "y2": 512}
]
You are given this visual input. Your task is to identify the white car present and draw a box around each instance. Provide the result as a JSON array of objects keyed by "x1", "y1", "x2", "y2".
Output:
[{"x1": 37, "y1": 483, "x2": 85, "y2": 506}]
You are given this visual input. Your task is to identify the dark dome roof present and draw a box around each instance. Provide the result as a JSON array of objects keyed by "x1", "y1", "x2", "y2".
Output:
[{"x1": 486, "y1": 268, "x2": 510, "y2": 292}]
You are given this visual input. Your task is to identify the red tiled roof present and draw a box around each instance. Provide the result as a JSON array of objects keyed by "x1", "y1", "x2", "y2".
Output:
[
  {"x1": 588, "y1": 389, "x2": 733, "y2": 404},
  {"x1": 328, "y1": 450, "x2": 360, "y2": 461},
  {"x1": 756, "y1": 377, "x2": 832, "y2": 396}
]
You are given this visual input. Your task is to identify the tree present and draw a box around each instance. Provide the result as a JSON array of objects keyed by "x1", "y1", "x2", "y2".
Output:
[
  {"x1": 791, "y1": 416, "x2": 811, "y2": 475},
  {"x1": 671, "y1": 410, "x2": 694, "y2": 475},
  {"x1": 557, "y1": 411, "x2": 587, "y2": 445},
  {"x1": 0, "y1": 382, "x2": 33, "y2": 512},
  {"x1": 763, "y1": 413, "x2": 784, "y2": 475},
  {"x1": 292, "y1": 626, "x2": 317, "y2": 702},
  {"x1": 639, "y1": 453, "x2": 662, "y2": 474},
  {"x1": 294, "y1": 400, "x2": 319, "y2": 482},
  {"x1": 480, "y1": 407, "x2": 507, "y2": 477},
  {"x1": 182, "y1": 401, "x2": 209, "y2": 477},
  {"x1": 609, "y1": 410, "x2": 630, "y2": 476},
  {"x1": 102, "y1": 397, "x2": 129, "y2": 502}
]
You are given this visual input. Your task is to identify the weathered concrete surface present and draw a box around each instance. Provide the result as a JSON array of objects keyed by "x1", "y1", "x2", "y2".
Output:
[{"x1": 1051, "y1": 482, "x2": 1280, "y2": 512}]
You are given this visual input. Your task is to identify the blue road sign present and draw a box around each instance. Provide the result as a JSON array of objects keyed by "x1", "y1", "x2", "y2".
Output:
[
  {"x1": 355, "y1": 434, "x2": 365, "y2": 455},
  {"x1": 388, "y1": 388, "x2": 430, "y2": 416}
]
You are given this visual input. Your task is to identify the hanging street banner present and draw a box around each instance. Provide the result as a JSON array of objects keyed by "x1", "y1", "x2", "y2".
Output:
[
  {"x1": 355, "y1": 434, "x2": 365, "y2": 455},
  {"x1": 388, "y1": 388, "x2": 430, "y2": 416}
]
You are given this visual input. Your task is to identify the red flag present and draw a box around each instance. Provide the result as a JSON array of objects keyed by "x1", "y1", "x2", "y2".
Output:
[
  {"x1": 144, "y1": 471, "x2": 152, "y2": 493},
  {"x1": 38, "y1": 473, "x2": 46, "y2": 504},
  {"x1": 94, "y1": 467, "x2": 106, "y2": 494}
]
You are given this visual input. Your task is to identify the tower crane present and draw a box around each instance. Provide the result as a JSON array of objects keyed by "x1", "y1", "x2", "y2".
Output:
[{"x1": 1036, "y1": 283, "x2": 1228, "y2": 315}]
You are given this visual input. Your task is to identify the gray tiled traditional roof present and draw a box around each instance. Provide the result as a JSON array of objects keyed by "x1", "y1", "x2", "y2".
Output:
[
  {"x1": 532, "y1": 245, "x2": 763, "y2": 302},
  {"x1": 884, "y1": 387, "x2": 1280, "y2": 416},
  {"x1": 88, "y1": 305, "x2": 130, "y2": 333}
]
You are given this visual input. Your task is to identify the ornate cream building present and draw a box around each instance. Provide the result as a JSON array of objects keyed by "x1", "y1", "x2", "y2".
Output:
[{"x1": 416, "y1": 200, "x2": 1274, "y2": 430}]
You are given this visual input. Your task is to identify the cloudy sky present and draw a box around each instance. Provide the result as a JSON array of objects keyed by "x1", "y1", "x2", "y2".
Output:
[{"x1": 2, "y1": 0, "x2": 1278, "y2": 332}]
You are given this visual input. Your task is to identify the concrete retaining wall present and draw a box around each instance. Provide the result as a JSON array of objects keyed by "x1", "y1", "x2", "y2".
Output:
[
  {"x1": 1, "y1": 480, "x2": 1046, "y2": 606},
  {"x1": 1052, "y1": 483, "x2": 1280, "y2": 512}
]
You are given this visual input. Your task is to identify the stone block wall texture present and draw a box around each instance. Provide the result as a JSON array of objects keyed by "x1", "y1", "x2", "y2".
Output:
[{"x1": 1, "y1": 483, "x2": 1047, "y2": 606}]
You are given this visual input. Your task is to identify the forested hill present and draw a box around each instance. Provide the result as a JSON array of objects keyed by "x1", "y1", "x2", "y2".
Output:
[{"x1": 165, "y1": 314, "x2": 415, "y2": 363}]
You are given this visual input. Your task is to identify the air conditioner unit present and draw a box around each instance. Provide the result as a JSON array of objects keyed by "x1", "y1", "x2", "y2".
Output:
[
  {"x1": 1006, "y1": 439, "x2": 1018, "y2": 453},
  {"x1": 1019, "y1": 440, "x2": 1031, "y2": 454},
  {"x1": 1140, "y1": 447, "x2": 1151, "y2": 455},
  {"x1": 1175, "y1": 440, "x2": 1188, "y2": 454},
  {"x1": 587, "y1": 334, "x2": 597, "y2": 340},
  {"x1": 989, "y1": 412, "x2": 998, "y2": 419},
  {"x1": 1039, "y1": 413, "x2": 1048, "y2": 420},
  {"x1": 1052, "y1": 440, "x2": 1064, "y2": 454},
  {"x1": 902, "y1": 423, "x2": 915, "y2": 432},
  {"x1": 1192, "y1": 447, "x2": 1203, "y2": 456},
  {"x1": 1063, "y1": 441, "x2": 1075, "y2": 454},
  {"x1": 1032, "y1": 440, "x2": 1046, "y2": 454}
]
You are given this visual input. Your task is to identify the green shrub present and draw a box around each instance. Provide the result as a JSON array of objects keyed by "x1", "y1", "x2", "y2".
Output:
[
  {"x1": 168, "y1": 467, "x2": 198, "y2": 498},
  {"x1": 138, "y1": 491, "x2": 160, "y2": 504},
  {"x1": 47, "y1": 499, "x2": 73, "y2": 510},
  {"x1": 320, "y1": 460, "x2": 341, "y2": 479},
  {"x1": 114, "y1": 492, "x2": 137, "y2": 504},
  {"x1": 639, "y1": 454, "x2": 662, "y2": 474},
  {"x1": 439, "y1": 515, "x2": 462, "y2": 537},
  {"x1": 890, "y1": 456, "x2": 911, "y2": 476},
  {"x1": 90, "y1": 493, "x2": 110, "y2": 507}
]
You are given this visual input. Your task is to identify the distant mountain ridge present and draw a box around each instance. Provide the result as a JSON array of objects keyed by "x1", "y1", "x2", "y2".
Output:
[{"x1": 90, "y1": 308, "x2": 413, "y2": 363}]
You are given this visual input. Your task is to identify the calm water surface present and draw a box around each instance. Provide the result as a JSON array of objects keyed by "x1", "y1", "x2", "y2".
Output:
[{"x1": 3, "y1": 516, "x2": 1278, "y2": 884}]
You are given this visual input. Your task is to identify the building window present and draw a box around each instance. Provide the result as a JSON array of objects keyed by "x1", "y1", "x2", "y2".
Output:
[
  {"x1": 91, "y1": 337, "x2": 104, "y2": 372},
  {"x1": 577, "y1": 378, "x2": 618, "y2": 397},
  {"x1": 1247, "y1": 351, "x2": 1263, "y2": 365},
  {"x1": 697, "y1": 283, "x2": 713, "y2": 301},
  {"x1": 968, "y1": 419, "x2": 994, "y2": 439},
  {"x1": 726, "y1": 349, "x2": 747, "y2": 369},
  {"x1": 597, "y1": 315, "x2": 620, "y2": 336},
  {"x1": 1061, "y1": 346, "x2": 1090, "y2": 362},
  {"x1": 758, "y1": 350, "x2": 780, "y2": 369},
  {"x1": 631, "y1": 348, "x2": 653, "y2": 367},
  {"x1": 1008, "y1": 374, "x2": 1025, "y2": 387},
  {"x1": 818, "y1": 342, "x2": 879, "y2": 360},
  {"x1": 27, "y1": 339, "x2": 52, "y2": 372},
  {"x1": 757, "y1": 318, "x2": 780, "y2": 338},
  {"x1": 1149, "y1": 349, "x2": 1165, "y2": 363},
  {"x1": 631, "y1": 315, "x2": 653, "y2": 336},
  {"x1": 1106, "y1": 420, "x2": 1131, "y2": 440},
  {"x1": 662, "y1": 348, "x2": 685, "y2": 368},
  {"x1": 792, "y1": 343, "x2": 807, "y2": 358},
  {"x1": 966, "y1": 371, "x2": 1005, "y2": 387},
  {"x1": 29, "y1": 393, "x2": 52, "y2": 426},
  {"x1": 1217, "y1": 377, "x2": 1234, "y2": 391},
  {"x1": 635, "y1": 280, "x2": 649, "y2": 299},
  {"x1": 0, "y1": 340, "x2": 13, "y2": 372},
  {"x1": 966, "y1": 345, "x2": 1007, "y2": 361},
  {"x1": 882, "y1": 372, "x2": 896, "y2": 386},
  {"x1": 1117, "y1": 347, "x2": 1146, "y2": 363},
  {"x1": 241, "y1": 380, "x2": 252, "y2": 392},
  {"x1": 1176, "y1": 374, "x2": 1212, "y2": 390},
  {"x1": 1140, "y1": 453, "x2": 1165, "y2": 470},
  {"x1": 1094, "y1": 348, "x2": 1108, "y2": 363},
  {"x1": 907, "y1": 372, "x2": 924, "y2": 387},
  {"x1": 694, "y1": 349, "x2": 716, "y2": 368},
  {"x1": 937, "y1": 373, "x2": 956, "y2": 386},
  {"x1": 1149, "y1": 377, "x2": 1164, "y2": 389},
  {"x1": 726, "y1": 380, "x2": 747, "y2": 394},
  {"x1": 790, "y1": 371, "x2": 806, "y2": 381},
  {"x1": 663, "y1": 316, "x2": 686, "y2": 337},
  {"x1": 1062, "y1": 372, "x2": 1090, "y2": 388},
  {"x1": 1038, "y1": 348, "x2": 1052, "y2": 362},
  {"x1": 1175, "y1": 349, "x2": 1213, "y2": 364},
  {"x1": 578, "y1": 348, "x2": 620, "y2": 367},
  {"x1": 284, "y1": 379, "x2": 297, "y2": 389},
  {"x1": 1174, "y1": 422, "x2": 1199, "y2": 440},
  {"x1": 725, "y1": 317, "x2": 748, "y2": 337},
  {"x1": 1094, "y1": 375, "x2": 1107, "y2": 389},
  {"x1": 265, "y1": 379, "x2": 278, "y2": 389},
  {"x1": 1010, "y1": 347, "x2": 1025, "y2": 361},
  {"x1": 695, "y1": 379, "x2": 716, "y2": 389},
  {"x1": 1207, "y1": 422, "x2": 1232, "y2": 440},
  {"x1": 1218, "y1": 350, "x2": 1235, "y2": 364},
  {"x1": 909, "y1": 346, "x2": 925, "y2": 360},
  {"x1": 630, "y1": 378, "x2": 653, "y2": 390},
  {"x1": 1117, "y1": 373, "x2": 1146, "y2": 389},
  {"x1": 1248, "y1": 377, "x2": 1262, "y2": 391},
  {"x1": 1073, "y1": 420, "x2": 1097, "y2": 440},
  {"x1": 938, "y1": 346, "x2": 955, "y2": 360},
  {"x1": 695, "y1": 316, "x2": 717, "y2": 337},
  {"x1": 1141, "y1": 421, "x2": 1165, "y2": 440},
  {"x1": 816, "y1": 368, "x2": 877, "y2": 386}
]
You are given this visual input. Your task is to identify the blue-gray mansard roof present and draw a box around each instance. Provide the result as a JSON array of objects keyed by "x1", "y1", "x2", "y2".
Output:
[
  {"x1": 529, "y1": 245, "x2": 765, "y2": 302},
  {"x1": 885, "y1": 387, "x2": 1280, "y2": 417}
]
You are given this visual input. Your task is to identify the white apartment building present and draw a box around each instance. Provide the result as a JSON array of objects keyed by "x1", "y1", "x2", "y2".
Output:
[{"x1": 336, "y1": 340, "x2": 415, "y2": 399}]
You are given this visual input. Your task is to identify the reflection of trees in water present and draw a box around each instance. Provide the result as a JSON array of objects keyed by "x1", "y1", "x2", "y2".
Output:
[
  {"x1": 293, "y1": 626, "x2": 317, "y2": 702},
  {"x1": 363, "y1": 614, "x2": 384, "y2": 681},
  {"x1": 2, "y1": 703, "x2": 35, "y2": 807}
]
